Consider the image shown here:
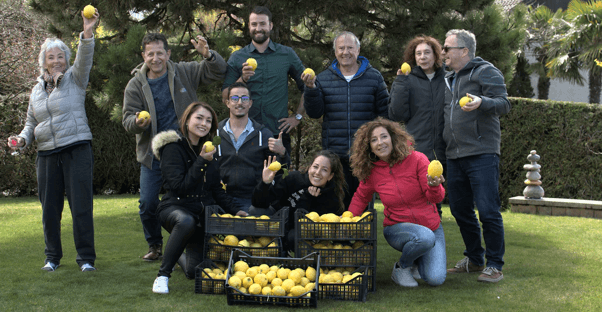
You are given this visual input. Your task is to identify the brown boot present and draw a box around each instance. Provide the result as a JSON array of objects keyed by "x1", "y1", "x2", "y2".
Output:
[{"x1": 143, "y1": 244, "x2": 163, "y2": 261}]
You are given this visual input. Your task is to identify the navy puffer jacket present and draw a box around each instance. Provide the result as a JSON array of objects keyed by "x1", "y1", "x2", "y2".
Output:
[{"x1": 304, "y1": 57, "x2": 389, "y2": 159}]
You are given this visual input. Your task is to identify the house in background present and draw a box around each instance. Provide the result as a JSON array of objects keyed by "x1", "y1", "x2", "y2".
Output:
[{"x1": 498, "y1": 0, "x2": 590, "y2": 102}]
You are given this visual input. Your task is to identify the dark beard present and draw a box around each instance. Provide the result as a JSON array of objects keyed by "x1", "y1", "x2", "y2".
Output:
[{"x1": 252, "y1": 30, "x2": 270, "y2": 44}]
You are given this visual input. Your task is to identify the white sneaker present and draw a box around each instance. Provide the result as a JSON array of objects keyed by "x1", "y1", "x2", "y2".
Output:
[
  {"x1": 153, "y1": 276, "x2": 169, "y2": 294},
  {"x1": 81, "y1": 263, "x2": 96, "y2": 272},
  {"x1": 411, "y1": 264, "x2": 421, "y2": 280},
  {"x1": 41, "y1": 262, "x2": 58, "y2": 272},
  {"x1": 391, "y1": 262, "x2": 418, "y2": 287}
]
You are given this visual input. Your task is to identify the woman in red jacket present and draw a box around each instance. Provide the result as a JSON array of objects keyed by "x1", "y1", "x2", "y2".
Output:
[{"x1": 348, "y1": 117, "x2": 446, "y2": 287}]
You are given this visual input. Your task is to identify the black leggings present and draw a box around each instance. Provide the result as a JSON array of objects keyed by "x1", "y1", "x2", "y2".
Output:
[{"x1": 158, "y1": 207, "x2": 204, "y2": 279}]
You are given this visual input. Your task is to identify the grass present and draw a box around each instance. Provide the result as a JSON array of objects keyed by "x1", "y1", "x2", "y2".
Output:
[{"x1": 1, "y1": 195, "x2": 601, "y2": 311}]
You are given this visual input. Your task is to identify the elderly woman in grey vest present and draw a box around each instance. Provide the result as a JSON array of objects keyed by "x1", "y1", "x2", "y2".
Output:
[{"x1": 7, "y1": 8, "x2": 99, "y2": 272}]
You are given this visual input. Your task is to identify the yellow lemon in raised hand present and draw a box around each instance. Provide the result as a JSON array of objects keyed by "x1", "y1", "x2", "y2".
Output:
[
  {"x1": 83, "y1": 5, "x2": 95, "y2": 18},
  {"x1": 138, "y1": 110, "x2": 150, "y2": 121},
  {"x1": 400, "y1": 62, "x2": 411, "y2": 74},
  {"x1": 268, "y1": 161, "x2": 281, "y2": 172},
  {"x1": 459, "y1": 96, "x2": 472, "y2": 107},
  {"x1": 303, "y1": 68, "x2": 315, "y2": 79},
  {"x1": 428, "y1": 160, "x2": 443, "y2": 178},
  {"x1": 246, "y1": 58, "x2": 257, "y2": 71}
]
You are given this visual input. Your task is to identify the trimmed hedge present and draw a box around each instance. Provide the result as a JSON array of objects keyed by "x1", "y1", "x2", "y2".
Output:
[{"x1": 2, "y1": 97, "x2": 601, "y2": 209}]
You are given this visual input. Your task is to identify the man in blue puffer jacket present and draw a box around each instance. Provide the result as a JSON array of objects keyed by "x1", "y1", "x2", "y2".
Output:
[{"x1": 303, "y1": 31, "x2": 389, "y2": 207}]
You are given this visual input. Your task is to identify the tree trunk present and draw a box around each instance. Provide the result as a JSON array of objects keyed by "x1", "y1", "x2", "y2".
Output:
[
  {"x1": 589, "y1": 69, "x2": 602, "y2": 104},
  {"x1": 537, "y1": 76, "x2": 550, "y2": 100}
]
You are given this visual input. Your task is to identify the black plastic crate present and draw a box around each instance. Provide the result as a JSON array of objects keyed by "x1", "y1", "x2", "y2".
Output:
[
  {"x1": 225, "y1": 249, "x2": 320, "y2": 308},
  {"x1": 295, "y1": 209, "x2": 377, "y2": 240},
  {"x1": 295, "y1": 240, "x2": 376, "y2": 267},
  {"x1": 204, "y1": 235, "x2": 282, "y2": 262},
  {"x1": 318, "y1": 266, "x2": 368, "y2": 301},
  {"x1": 194, "y1": 259, "x2": 228, "y2": 294},
  {"x1": 205, "y1": 206, "x2": 288, "y2": 236}
]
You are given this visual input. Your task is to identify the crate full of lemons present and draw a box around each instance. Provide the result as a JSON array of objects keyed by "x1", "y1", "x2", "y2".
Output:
[
  {"x1": 295, "y1": 210, "x2": 376, "y2": 240},
  {"x1": 205, "y1": 206, "x2": 288, "y2": 236},
  {"x1": 205, "y1": 235, "x2": 282, "y2": 262}
]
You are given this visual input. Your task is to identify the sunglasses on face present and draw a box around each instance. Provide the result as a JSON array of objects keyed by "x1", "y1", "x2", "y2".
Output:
[
  {"x1": 229, "y1": 95, "x2": 250, "y2": 103},
  {"x1": 443, "y1": 46, "x2": 465, "y2": 53}
]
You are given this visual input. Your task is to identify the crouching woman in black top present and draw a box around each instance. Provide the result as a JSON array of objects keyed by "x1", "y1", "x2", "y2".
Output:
[
  {"x1": 151, "y1": 102, "x2": 247, "y2": 294},
  {"x1": 252, "y1": 150, "x2": 346, "y2": 252}
]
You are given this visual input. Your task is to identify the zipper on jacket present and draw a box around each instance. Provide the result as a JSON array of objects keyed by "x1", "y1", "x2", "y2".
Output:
[
  {"x1": 45, "y1": 97, "x2": 58, "y2": 148},
  {"x1": 448, "y1": 75, "x2": 460, "y2": 156}
]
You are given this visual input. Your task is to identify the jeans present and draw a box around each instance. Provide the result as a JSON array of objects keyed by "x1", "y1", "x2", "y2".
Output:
[
  {"x1": 231, "y1": 196, "x2": 253, "y2": 213},
  {"x1": 383, "y1": 223, "x2": 446, "y2": 286},
  {"x1": 447, "y1": 154, "x2": 505, "y2": 270},
  {"x1": 139, "y1": 159, "x2": 163, "y2": 246},
  {"x1": 37, "y1": 143, "x2": 96, "y2": 266},
  {"x1": 158, "y1": 207, "x2": 204, "y2": 279}
]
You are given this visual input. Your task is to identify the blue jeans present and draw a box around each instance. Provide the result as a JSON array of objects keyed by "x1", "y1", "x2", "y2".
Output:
[
  {"x1": 447, "y1": 154, "x2": 505, "y2": 270},
  {"x1": 383, "y1": 223, "x2": 446, "y2": 286},
  {"x1": 231, "y1": 196, "x2": 253, "y2": 213},
  {"x1": 139, "y1": 159, "x2": 163, "y2": 246}
]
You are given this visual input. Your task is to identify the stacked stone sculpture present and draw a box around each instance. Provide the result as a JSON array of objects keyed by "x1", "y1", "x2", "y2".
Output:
[{"x1": 523, "y1": 150, "x2": 544, "y2": 199}]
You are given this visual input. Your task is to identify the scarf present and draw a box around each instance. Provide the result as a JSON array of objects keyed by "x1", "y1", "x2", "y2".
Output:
[{"x1": 43, "y1": 71, "x2": 64, "y2": 94}]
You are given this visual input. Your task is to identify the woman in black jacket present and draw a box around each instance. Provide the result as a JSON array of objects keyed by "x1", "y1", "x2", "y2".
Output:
[
  {"x1": 150, "y1": 102, "x2": 246, "y2": 294},
  {"x1": 252, "y1": 150, "x2": 346, "y2": 252}
]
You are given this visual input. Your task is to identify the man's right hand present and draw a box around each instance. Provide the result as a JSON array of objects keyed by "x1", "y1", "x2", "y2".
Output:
[
  {"x1": 301, "y1": 72, "x2": 316, "y2": 89},
  {"x1": 135, "y1": 112, "x2": 151, "y2": 129},
  {"x1": 241, "y1": 63, "x2": 255, "y2": 83}
]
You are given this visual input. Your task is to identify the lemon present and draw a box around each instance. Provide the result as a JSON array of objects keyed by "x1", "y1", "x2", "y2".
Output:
[
  {"x1": 246, "y1": 267, "x2": 258, "y2": 279},
  {"x1": 234, "y1": 260, "x2": 249, "y2": 273},
  {"x1": 266, "y1": 270, "x2": 277, "y2": 283},
  {"x1": 258, "y1": 264, "x2": 270, "y2": 274},
  {"x1": 305, "y1": 211, "x2": 320, "y2": 222},
  {"x1": 290, "y1": 285, "x2": 306, "y2": 297},
  {"x1": 459, "y1": 96, "x2": 472, "y2": 107},
  {"x1": 281, "y1": 279, "x2": 295, "y2": 293},
  {"x1": 228, "y1": 276, "x2": 242, "y2": 288},
  {"x1": 401, "y1": 62, "x2": 411, "y2": 74},
  {"x1": 261, "y1": 286, "x2": 272, "y2": 295},
  {"x1": 254, "y1": 273, "x2": 268, "y2": 287},
  {"x1": 341, "y1": 211, "x2": 354, "y2": 218},
  {"x1": 303, "y1": 68, "x2": 315, "y2": 79},
  {"x1": 83, "y1": 5, "x2": 95, "y2": 19},
  {"x1": 271, "y1": 277, "x2": 283, "y2": 287},
  {"x1": 138, "y1": 110, "x2": 150, "y2": 121},
  {"x1": 246, "y1": 58, "x2": 257, "y2": 71},
  {"x1": 276, "y1": 268, "x2": 289, "y2": 280},
  {"x1": 428, "y1": 160, "x2": 443, "y2": 178},
  {"x1": 299, "y1": 277, "x2": 310, "y2": 287},
  {"x1": 237, "y1": 239, "x2": 250, "y2": 247},
  {"x1": 248, "y1": 283, "x2": 262, "y2": 295},
  {"x1": 242, "y1": 276, "x2": 254, "y2": 288},
  {"x1": 270, "y1": 265, "x2": 280, "y2": 272},
  {"x1": 272, "y1": 285, "x2": 286, "y2": 296},
  {"x1": 203, "y1": 141, "x2": 215, "y2": 152},
  {"x1": 288, "y1": 270, "x2": 302, "y2": 284},
  {"x1": 268, "y1": 161, "x2": 281, "y2": 172},
  {"x1": 234, "y1": 271, "x2": 247, "y2": 280},
  {"x1": 305, "y1": 266, "x2": 316, "y2": 282},
  {"x1": 304, "y1": 282, "x2": 315, "y2": 292},
  {"x1": 223, "y1": 235, "x2": 238, "y2": 246}
]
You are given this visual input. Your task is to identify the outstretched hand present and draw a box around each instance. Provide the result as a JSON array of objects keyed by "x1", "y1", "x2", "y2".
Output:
[
  {"x1": 262, "y1": 156, "x2": 278, "y2": 184},
  {"x1": 191, "y1": 35, "x2": 211, "y2": 59},
  {"x1": 82, "y1": 8, "x2": 99, "y2": 39}
]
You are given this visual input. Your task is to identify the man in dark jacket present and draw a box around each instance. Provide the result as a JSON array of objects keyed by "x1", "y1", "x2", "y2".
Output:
[
  {"x1": 123, "y1": 33, "x2": 226, "y2": 261},
  {"x1": 303, "y1": 31, "x2": 389, "y2": 207},
  {"x1": 441, "y1": 29, "x2": 510, "y2": 283},
  {"x1": 216, "y1": 82, "x2": 289, "y2": 213}
]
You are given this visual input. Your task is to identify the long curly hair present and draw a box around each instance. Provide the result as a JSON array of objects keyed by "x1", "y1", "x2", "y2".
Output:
[
  {"x1": 403, "y1": 35, "x2": 443, "y2": 70},
  {"x1": 306, "y1": 150, "x2": 348, "y2": 214},
  {"x1": 350, "y1": 118, "x2": 415, "y2": 181}
]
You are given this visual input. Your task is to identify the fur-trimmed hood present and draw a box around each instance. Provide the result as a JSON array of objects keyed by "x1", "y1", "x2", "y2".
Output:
[{"x1": 152, "y1": 130, "x2": 182, "y2": 160}]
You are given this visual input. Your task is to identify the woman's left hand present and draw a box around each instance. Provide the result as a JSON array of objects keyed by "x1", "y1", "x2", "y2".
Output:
[
  {"x1": 308, "y1": 186, "x2": 321, "y2": 197},
  {"x1": 427, "y1": 174, "x2": 445, "y2": 187},
  {"x1": 82, "y1": 8, "x2": 99, "y2": 39},
  {"x1": 235, "y1": 210, "x2": 248, "y2": 217}
]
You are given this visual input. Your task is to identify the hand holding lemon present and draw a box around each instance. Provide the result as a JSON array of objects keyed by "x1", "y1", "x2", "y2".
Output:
[
  {"x1": 458, "y1": 93, "x2": 481, "y2": 111},
  {"x1": 83, "y1": 5, "x2": 96, "y2": 19},
  {"x1": 302, "y1": 68, "x2": 316, "y2": 88},
  {"x1": 400, "y1": 62, "x2": 411, "y2": 75}
]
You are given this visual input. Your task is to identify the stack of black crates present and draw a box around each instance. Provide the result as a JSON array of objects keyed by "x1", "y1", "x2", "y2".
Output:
[
  {"x1": 194, "y1": 206, "x2": 288, "y2": 294},
  {"x1": 294, "y1": 209, "x2": 377, "y2": 301}
]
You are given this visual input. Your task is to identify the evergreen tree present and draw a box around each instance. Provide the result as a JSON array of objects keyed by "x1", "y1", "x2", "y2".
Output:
[{"x1": 508, "y1": 53, "x2": 535, "y2": 98}]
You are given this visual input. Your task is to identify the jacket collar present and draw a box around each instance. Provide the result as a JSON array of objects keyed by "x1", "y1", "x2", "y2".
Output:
[{"x1": 331, "y1": 56, "x2": 370, "y2": 79}]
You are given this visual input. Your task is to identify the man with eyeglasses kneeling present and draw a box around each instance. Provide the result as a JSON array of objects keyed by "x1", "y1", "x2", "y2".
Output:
[{"x1": 215, "y1": 82, "x2": 289, "y2": 213}]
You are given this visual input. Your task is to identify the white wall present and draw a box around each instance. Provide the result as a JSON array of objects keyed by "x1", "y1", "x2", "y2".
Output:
[{"x1": 526, "y1": 54, "x2": 590, "y2": 103}]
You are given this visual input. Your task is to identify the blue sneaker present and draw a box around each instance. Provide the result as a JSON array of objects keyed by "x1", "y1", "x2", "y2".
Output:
[
  {"x1": 42, "y1": 262, "x2": 58, "y2": 272},
  {"x1": 81, "y1": 263, "x2": 96, "y2": 272}
]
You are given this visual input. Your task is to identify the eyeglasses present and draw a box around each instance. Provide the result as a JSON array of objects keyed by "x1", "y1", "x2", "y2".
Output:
[
  {"x1": 229, "y1": 95, "x2": 250, "y2": 103},
  {"x1": 442, "y1": 46, "x2": 465, "y2": 53}
]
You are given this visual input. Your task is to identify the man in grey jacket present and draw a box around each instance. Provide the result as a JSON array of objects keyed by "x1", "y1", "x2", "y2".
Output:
[
  {"x1": 123, "y1": 33, "x2": 226, "y2": 261},
  {"x1": 442, "y1": 29, "x2": 510, "y2": 283}
]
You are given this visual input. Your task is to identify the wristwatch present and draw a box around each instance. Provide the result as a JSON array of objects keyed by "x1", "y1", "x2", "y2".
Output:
[
  {"x1": 206, "y1": 51, "x2": 215, "y2": 62},
  {"x1": 295, "y1": 114, "x2": 303, "y2": 120}
]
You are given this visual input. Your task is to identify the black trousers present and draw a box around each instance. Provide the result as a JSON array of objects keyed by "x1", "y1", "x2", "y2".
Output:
[
  {"x1": 37, "y1": 143, "x2": 95, "y2": 266},
  {"x1": 158, "y1": 206, "x2": 204, "y2": 279}
]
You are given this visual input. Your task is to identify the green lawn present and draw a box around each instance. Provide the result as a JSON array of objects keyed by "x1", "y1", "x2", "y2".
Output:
[{"x1": 1, "y1": 195, "x2": 600, "y2": 311}]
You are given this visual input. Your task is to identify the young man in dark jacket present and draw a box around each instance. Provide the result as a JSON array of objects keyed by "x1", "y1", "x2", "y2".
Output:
[
  {"x1": 302, "y1": 31, "x2": 389, "y2": 207},
  {"x1": 216, "y1": 82, "x2": 289, "y2": 213},
  {"x1": 441, "y1": 29, "x2": 510, "y2": 283}
]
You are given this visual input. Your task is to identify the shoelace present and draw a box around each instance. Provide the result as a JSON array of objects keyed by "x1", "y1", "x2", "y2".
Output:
[
  {"x1": 481, "y1": 267, "x2": 499, "y2": 276},
  {"x1": 455, "y1": 257, "x2": 471, "y2": 272}
]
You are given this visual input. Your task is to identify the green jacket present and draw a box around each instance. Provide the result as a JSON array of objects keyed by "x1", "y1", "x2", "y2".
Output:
[{"x1": 123, "y1": 52, "x2": 226, "y2": 168}]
